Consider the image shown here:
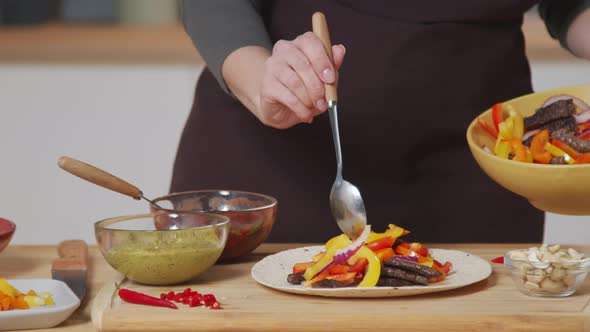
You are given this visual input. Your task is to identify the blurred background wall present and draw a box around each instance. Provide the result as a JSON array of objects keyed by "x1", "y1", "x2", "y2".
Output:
[{"x1": 0, "y1": 1, "x2": 588, "y2": 244}]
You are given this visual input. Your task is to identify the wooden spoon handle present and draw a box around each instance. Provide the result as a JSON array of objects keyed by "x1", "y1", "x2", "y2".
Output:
[
  {"x1": 58, "y1": 156, "x2": 143, "y2": 200},
  {"x1": 312, "y1": 12, "x2": 337, "y2": 103}
]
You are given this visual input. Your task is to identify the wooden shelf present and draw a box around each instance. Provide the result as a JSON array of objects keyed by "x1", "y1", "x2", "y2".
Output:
[
  {"x1": 0, "y1": 22, "x2": 203, "y2": 64},
  {"x1": 0, "y1": 15, "x2": 577, "y2": 64}
]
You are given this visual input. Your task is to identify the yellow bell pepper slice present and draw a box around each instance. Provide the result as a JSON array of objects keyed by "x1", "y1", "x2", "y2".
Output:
[
  {"x1": 544, "y1": 142, "x2": 575, "y2": 164},
  {"x1": 324, "y1": 234, "x2": 351, "y2": 250},
  {"x1": 366, "y1": 224, "x2": 406, "y2": 243},
  {"x1": 354, "y1": 246, "x2": 381, "y2": 287},
  {"x1": 495, "y1": 140, "x2": 511, "y2": 159},
  {"x1": 508, "y1": 107, "x2": 524, "y2": 140},
  {"x1": 0, "y1": 279, "x2": 19, "y2": 297},
  {"x1": 305, "y1": 235, "x2": 351, "y2": 281}
]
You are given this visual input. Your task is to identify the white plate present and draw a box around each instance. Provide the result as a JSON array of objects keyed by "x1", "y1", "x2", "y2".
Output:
[
  {"x1": 251, "y1": 246, "x2": 492, "y2": 298},
  {"x1": 0, "y1": 279, "x2": 81, "y2": 331}
]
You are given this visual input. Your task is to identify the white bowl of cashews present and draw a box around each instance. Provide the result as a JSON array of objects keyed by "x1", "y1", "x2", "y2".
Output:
[{"x1": 504, "y1": 245, "x2": 590, "y2": 297}]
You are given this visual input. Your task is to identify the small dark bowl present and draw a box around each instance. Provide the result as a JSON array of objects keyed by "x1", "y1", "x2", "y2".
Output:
[
  {"x1": 151, "y1": 190, "x2": 278, "y2": 261},
  {"x1": 0, "y1": 218, "x2": 16, "y2": 253}
]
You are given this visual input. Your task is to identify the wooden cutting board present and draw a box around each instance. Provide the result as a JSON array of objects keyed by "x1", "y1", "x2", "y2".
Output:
[{"x1": 90, "y1": 244, "x2": 590, "y2": 332}]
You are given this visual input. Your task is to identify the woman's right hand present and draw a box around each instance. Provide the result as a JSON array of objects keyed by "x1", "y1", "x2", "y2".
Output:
[{"x1": 257, "y1": 32, "x2": 345, "y2": 129}]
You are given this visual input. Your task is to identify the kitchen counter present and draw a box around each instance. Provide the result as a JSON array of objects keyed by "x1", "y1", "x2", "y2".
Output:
[{"x1": 1, "y1": 243, "x2": 589, "y2": 331}]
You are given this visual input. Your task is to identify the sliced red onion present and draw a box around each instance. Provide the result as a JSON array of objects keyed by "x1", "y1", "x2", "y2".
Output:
[
  {"x1": 579, "y1": 127, "x2": 590, "y2": 138},
  {"x1": 575, "y1": 110, "x2": 590, "y2": 124},
  {"x1": 542, "y1": 94, "x2": 590, "y2": 112},
  {"x1": 393, "y1": 255, "x2": 419, "y2": 263},
  {"x1": 317, "y1": 225, "x2": 371, "y2": 275},
  {"x1": 482, "y1": 145, "x2": 492, "y2": 154}
]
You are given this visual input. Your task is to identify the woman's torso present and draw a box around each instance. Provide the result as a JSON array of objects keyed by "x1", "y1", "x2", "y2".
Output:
[{"x1": 171, "y1": 0, "x2": 544, "y2": 243}]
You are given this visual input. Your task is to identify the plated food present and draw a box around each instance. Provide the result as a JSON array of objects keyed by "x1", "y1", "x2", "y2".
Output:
[
  {"x1": 251, "y1": 224, "x2": 492, "y2": 298},
  {"x1": 285, "y1": 224, "x2": 451, "y2": 288},
  {"x1": 477, "y1": 94, "x2": 590, "y2": 164}
]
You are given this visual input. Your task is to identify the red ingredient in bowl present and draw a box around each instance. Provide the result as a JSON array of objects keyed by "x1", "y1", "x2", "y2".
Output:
[{"x1": 0, "y1": 218, "x2": 15, "y2": 237}]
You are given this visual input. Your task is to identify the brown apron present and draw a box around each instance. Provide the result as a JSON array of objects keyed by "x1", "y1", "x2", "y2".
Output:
[{"x1": 171, "y1": 0, "x2": 544, "y2": 243}]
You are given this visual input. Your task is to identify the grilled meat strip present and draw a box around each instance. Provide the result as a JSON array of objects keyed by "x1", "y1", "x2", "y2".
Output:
[
  {"x1": 383, "y1": 257, "x2": 442, "y2": 279},
  {"x1": 545, "y1": 116, "x2": 577, "y2": 134},
  {"x1": 524, "y1": 99, "x2": 576, "y2": 131},
  {"x1": 551, "y1": 128, "x2": 590, "y2": 153},
  {"x1": 311, "y1": 279, "x2": 359, "y2": 288},
  {"x1": 550, "y1": 156, "x2": 567, "y2": 164},
  {"x1": 381, "y1": 267, "x2": 429, "y2": 285},
  {"x1": 287, "y1": 272, "x2": 305, "y2": 285},
  {"x1": 523, "y1": 117, "x2": 576, "y2": 147},
  {"x1": 377, "y1": 278, "x2": 422, "y2": 287}
]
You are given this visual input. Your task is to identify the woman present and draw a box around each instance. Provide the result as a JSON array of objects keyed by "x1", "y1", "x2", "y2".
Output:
[{"x1": 170, "y1": 1, "x2": 590, "y2": 243}]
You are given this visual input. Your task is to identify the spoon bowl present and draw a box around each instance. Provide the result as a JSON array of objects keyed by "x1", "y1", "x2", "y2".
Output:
[{"x1": 330, "y1": 179, "x2": 367, "y2": 238}]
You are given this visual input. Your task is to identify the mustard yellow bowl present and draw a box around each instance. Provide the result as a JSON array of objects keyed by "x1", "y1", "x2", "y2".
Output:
[{"x1": 466, "y1": 84, "x2": 590, "y2": 215}]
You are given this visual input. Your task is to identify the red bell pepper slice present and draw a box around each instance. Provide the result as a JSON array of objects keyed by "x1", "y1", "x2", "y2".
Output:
[
  {"x1": 306, "y1": 270, "x2": 330, "y2": 286},
  {"x1": 530, "y1": 130, "x2": 551, "y2": 164},
  {"x1": 578, "y1": 122, "x2": 590, "y2": 133},
  {"x1": 366, "y1": 236, "x2": 395, "y2": 252},
  {"x1": 575, "y1": 153, "x2": 590, "y2": 164},
  {"x1": 503, "y1": 138, "x2": 529, "y2": 162},
  {"x1": 326, "y1": 272, "x2": 358, "y2": 283},
  {"x1": 394, "y1": 242, "x2": 412, "y2": 256},
  {"x1": 348, "y1": 258, "x2": 368, "y2": 273},
  {"x1": 477, "y1": 117, "x2": 498, "y2": 138},
  {"x1": 409, "y1": 242, "x2": 429, "y2": 257},
  {"x1": 374, "y1": 247, "x2": 395, "y2": 262},
  {"x1": 580, "y1": 131, "x2": 590, "y2": 140},
  {"x1": 491, "y1": 103, "x2": 504, "y2": 132},
  {"x1": 327, "y1": 264, "x2": 350, "y2": 275},
  {"x1": 292, "y1": 262, "x2": 315, "y2": 274},
  {"x1": 551, "y1": 139, "x2": 580, "y2": 160}
]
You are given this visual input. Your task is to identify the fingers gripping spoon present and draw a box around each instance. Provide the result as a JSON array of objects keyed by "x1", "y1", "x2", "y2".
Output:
[{"x1": 312, "y1": 12, "x2": 367, "y2": 239}]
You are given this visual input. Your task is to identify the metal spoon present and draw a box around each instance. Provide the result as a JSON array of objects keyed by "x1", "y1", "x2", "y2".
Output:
[
  {"x1": 312, "y1": 12, "x2": 367, "y2": 239},
  {"x1": 57, "y1": 156, "x2": 163, "y2": 209}
]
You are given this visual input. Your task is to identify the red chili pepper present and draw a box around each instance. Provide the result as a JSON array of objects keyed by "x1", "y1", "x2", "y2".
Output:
[
  {"x1": 491, "y1": 256, "x2": 504, "y2": 264},
  {"x1": 210, "y1": 301, "x2": 221, "y2": 310},
  {"x1": 166, "y1": 291, "x2": 175, "y2": 301},
  {"x1": 118, "y1": 288, "x2": 178, "y2": 309}
]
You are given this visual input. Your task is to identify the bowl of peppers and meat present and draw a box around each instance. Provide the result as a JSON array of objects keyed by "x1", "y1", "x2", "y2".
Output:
[{"x1": 467, "y1": 84, "x2": 590, "y2": 215}]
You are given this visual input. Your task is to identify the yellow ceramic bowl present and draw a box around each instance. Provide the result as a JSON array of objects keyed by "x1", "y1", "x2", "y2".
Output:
[{"x1": 466, "y1": 84, "x2": 590, "y2": 215}]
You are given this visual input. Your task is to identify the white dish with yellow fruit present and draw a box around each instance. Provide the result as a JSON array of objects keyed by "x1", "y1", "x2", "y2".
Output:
[{"x1": 0, "y1": 278, "x2": 80, "y2": 331}]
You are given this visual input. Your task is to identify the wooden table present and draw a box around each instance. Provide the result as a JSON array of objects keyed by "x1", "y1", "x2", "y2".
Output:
[{"x1": 1, "y1": 244, "x2": 589, "y2": 331}]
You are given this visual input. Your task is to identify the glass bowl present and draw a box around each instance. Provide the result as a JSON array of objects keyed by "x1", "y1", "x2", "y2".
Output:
[
  {"x1": 151, "y1": 190, "x2": 277, "y2": 261},
  {"x1": 95, "y1": 212, "x2": 229, "y2": 285},
  {"x1": 504, "y1": 249, "x2": 590, "y2": 297},
  {"x1": 0, "y1": 218, "x2": 16, "y2": 254}
]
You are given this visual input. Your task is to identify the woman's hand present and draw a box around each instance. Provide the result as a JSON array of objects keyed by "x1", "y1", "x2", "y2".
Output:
[
  {"x1": 222, "y1": 32, "x2": 345, "y2": 129},
  {"x1": 259, "y1": 33, "x2": 345, "y2": 128}
]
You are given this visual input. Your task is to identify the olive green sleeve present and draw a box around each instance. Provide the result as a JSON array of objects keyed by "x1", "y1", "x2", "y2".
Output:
[
  {"x1": 180, "y1": 0, "x2": 273, "y2": 94},
  {"x1": 538, "y1": 0, "x2": 590, "y2": 51}
]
